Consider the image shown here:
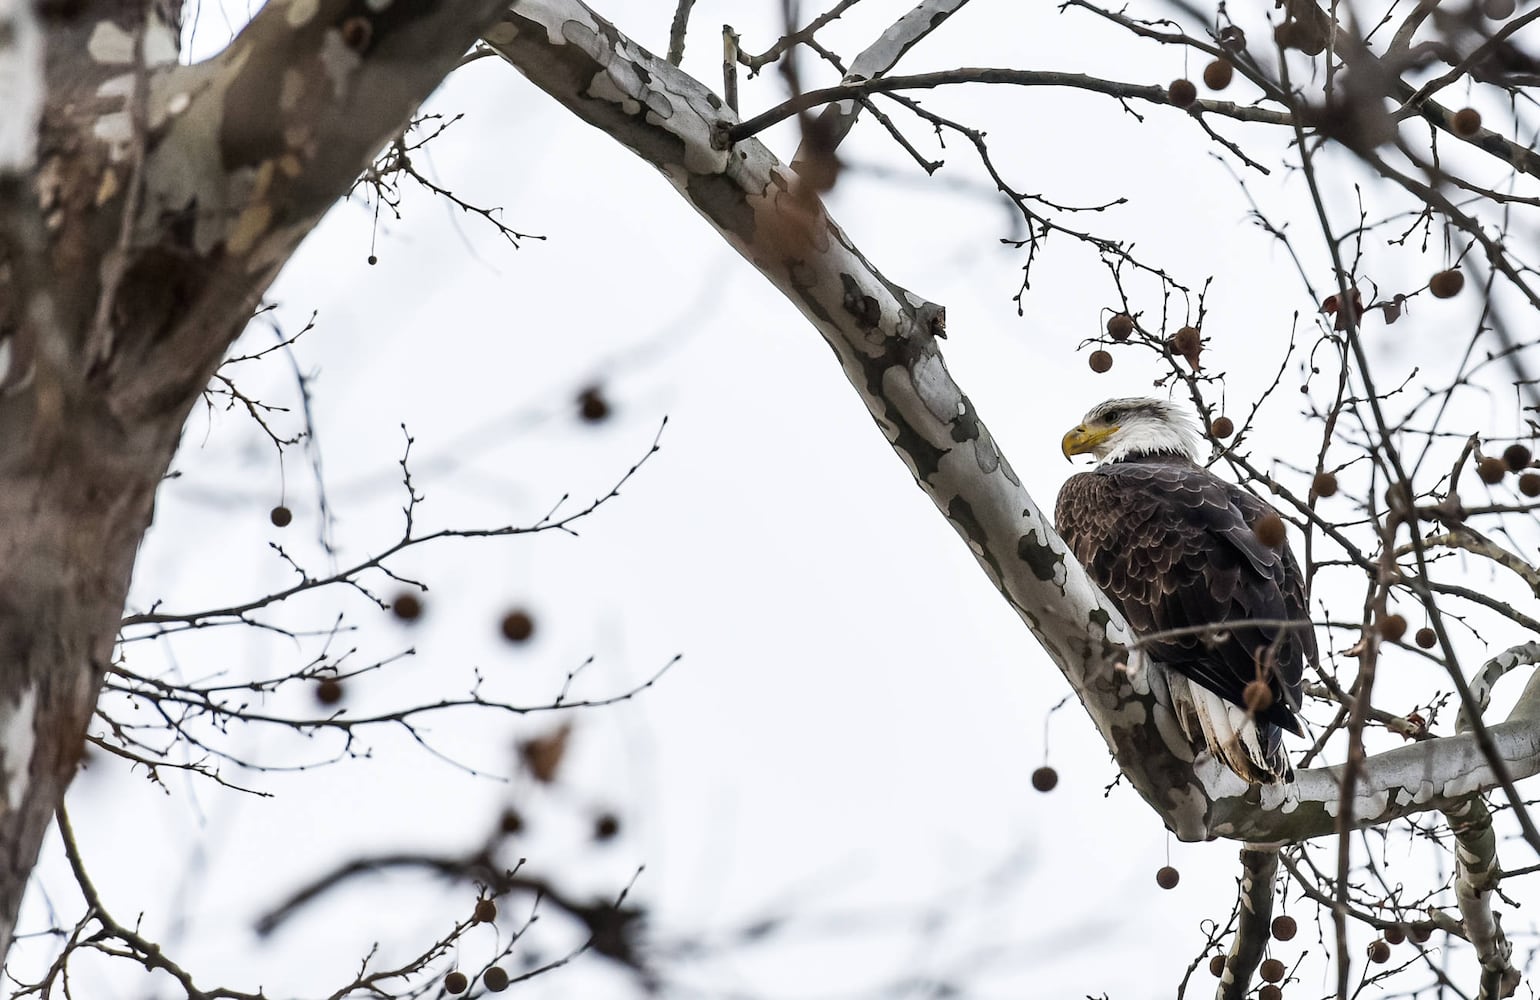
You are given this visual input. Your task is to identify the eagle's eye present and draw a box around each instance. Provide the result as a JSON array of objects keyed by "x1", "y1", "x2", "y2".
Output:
[{"x1": 1102, "y1": 409, "x2": 1122, "y2": 424}]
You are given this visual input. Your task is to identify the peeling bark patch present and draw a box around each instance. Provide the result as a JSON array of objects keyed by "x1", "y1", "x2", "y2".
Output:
[
  {"x1": 839, "y1": 273, "x2": 880, "y2": 329},
  {"x1": 559, "y1": 16, "x2": 609, "y2": 64},
  {"x1": 110, "y1": 245, "x2": 213, "y2": 353},
  {"x1": 0, "y1": 687, "x2": 36, "y2": 813},
  {"x1": 1016, "y1": 529, "x2": 1064, "y2": 581},
  {"x1": 949, "y1": 496, "x2": 1006, "y2": 584},
  {"x1": 86, "y1": 20, "x2": 135, "y2": 63},
  {"x1": 0, "y1": 16, "x2": 41, "y2": 169},
  {"x1": 319, "y1": 30, "x2": 364, "y2": 100},
  {"x1": 286, "y1": 0, "x2": 320, "y2": 27},
  {"x1": 852, "y1": 338, "x2": 947, "y2": 480},
  {"x1": 226, "y1": 202, "x2": 272, "y2": 254},
  {"x1": 949, "y1": 394, "x2": 980, "y2": 444},
  {"x1": 685, "y1": 172, "x2": 754, "y2": 244},
  {"x1": 85, "y1": 16, "x2": 177, "y2": 66}
]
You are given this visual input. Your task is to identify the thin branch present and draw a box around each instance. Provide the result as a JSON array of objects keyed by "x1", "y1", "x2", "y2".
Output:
[
  {"x1": 728, "y1": 68, "x2": 1292, "y2": 142},
  {"x1": 667, "y1": 0, "x2": 697, "y2": 65}
]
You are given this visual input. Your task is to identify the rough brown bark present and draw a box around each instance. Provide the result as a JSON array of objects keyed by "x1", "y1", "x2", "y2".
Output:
[{"x1": 0, "y1": 0, "x2": 511, "y2": 959}]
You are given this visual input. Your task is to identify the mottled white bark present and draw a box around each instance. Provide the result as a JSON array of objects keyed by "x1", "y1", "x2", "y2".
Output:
[
  {"x1": 486, "y1": 0, "x2": 1540, "y2": 849},
  {"x1": 0, "y1": 0, "x2": 513, "y2": 961},
  {"x1": 0, "y1": 0, "x2": 43, "y2": 171},
  {"x1": 1458, "y1": 641, "x2": 1540, "y2": 735},
  {"x1": 1445, "y1": 796, "x2": 1519, "y2": 998},
  {"x1": 1214, "y1": 848, "x2": 1276, "y2": 1000}
]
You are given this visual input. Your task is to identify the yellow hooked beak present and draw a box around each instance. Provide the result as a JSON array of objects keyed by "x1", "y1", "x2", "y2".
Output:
[{"x1": 1061, "y1": 423, "x2": 1118, "y2": 460}]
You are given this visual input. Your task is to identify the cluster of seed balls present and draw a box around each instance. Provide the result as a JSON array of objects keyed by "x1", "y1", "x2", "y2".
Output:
[
  {"x1": 1477, "y1": 442, "x2": 1538, "y2": 494},
  {"x1": 1159, "y1": 43, "x2": 1490, "y2": 140},
  {"x1": 441, "y1": 899, "x2": 510, "y2": 994},
  {"x1": 1029, "y1": 766, "x2": 1187, "y2": 887},
  {"x1": 1090, "y1": 255, "x2": 1467, "y2": 378},
  {"x1": 1206, "y1": 914, "x2": 1431, "y2": 997},
  {"x1": 304, "y1": 594, "x2": 535, "y2": 706},
  {"x1": 1089, "y1": 58, "x2": 1476, "y2": 384}
]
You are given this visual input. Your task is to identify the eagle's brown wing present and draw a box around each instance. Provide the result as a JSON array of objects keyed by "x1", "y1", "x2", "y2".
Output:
[{"x1": 1054, "y1": 459, "x2": 1308, "y2": 736}]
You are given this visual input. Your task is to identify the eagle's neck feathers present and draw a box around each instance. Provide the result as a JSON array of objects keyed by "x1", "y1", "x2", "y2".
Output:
[{"x1": 1100, "y1": 416, "x2": 1202, "y2": 466}]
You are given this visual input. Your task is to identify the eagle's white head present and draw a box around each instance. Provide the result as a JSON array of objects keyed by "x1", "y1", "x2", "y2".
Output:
[{"x1": 1061, "y1": 397, "x2": 1203, "y2": 464}]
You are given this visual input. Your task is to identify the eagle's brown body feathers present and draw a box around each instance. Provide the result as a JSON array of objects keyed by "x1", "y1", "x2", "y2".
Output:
[{"x1": 1056, "y1": 400, "x2": 1313, "y2": 783}]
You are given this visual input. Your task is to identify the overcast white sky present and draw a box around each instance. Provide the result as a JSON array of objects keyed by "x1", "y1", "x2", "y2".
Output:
[{"x1": 13, "y1": 2, "x2": 1538, "y2": 998}]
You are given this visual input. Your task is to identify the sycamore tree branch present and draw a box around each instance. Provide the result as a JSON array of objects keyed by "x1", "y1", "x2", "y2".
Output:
[
  {"x1": 484, "y1": 0, "x2": 1540, "y2": 849},
  {"x1": 1444, "y1": 796, "x2": 1519, "y2": 999},
  {"x1": 727, "y1": 68, "x2": 1293, "y2": 143},
  {"x1": 1215, "y1": 848, "x2": 1277, "y2": 1000},
  {"x1": 1458, "y1": 642, "x2": 1540, "y2": 736},
  {"x1": 1396, "y1": 530, "x2": 1540, "y2": 599},
  {"x1": 791, "y1": 0, "x2": 972, "y2": 166}
]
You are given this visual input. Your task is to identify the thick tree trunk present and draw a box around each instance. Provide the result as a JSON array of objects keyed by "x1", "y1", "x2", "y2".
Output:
[{"x1": 0, "y1": 0, "x2": 512, "y2": 958}]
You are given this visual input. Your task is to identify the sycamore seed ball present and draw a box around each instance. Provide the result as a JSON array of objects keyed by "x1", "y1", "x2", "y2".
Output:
[
  {"x1": 339, "y1": 16, "x2": 371, "y2": 51},
  {"x1": 1313, "y1": 471, "x2": 1338, "y2": 497},
  {"x1": 1156, "y1": 865, "x2": 1180, "y2": 889},
  {"x1": 1209, "y1": 955, "x2": 1225, "y2": 977},
  {"x1": 1503, "y1": 443, "x2": 1532, "y2": 471},
  {"x1": 1243, "y1": 679, "x2": 1273, "y2": 715},
  {"x1": 1089, "y1": 350, "x2": 1113, "y2": 373},
  {"x1": 391, "y1": 593, "x2": 422, "y2": 622},
  {"x1": 594, "y1": 812, "x2": 622, "y2": 841},
  {"x1": 1271, "y1": 914, "x2": 1298, "y2": 941},
  {"x1": 1259, "y1": 987, "x2": 1283, "y2": 1000},
  {"x1": 1107, "y1": 313, "x2": 1134, "y2": 340},
  {"x1": 1168, "y1": 78, "x2": 1198, "y2": 108},
  {"x1": 1203, "y1": 59, "x2": 1234, "y2": 90},
  {"x1": 1485, "y1": 0, "x2": 1516, "y2": 17},
  {"x1": 1031, "y1": 766, "x2": 1058, "y2": 792},
  {"x1": 1384, "y1": 924, "x2": 1407, "y2": 945},
  {"x1": 501, "y1": 609, "x2": 535, "y2": 643},
  {"x1": 1430, "y1": 269, "x2": 1465, "y2": 298},
  {"x1": 1296, "y1": 29, "x2": 1327, "y2": 56},
  {"x1": 484, "y1": 967, "x2": 511, "y2": 992},
  {"x1": 1452, "y1": 107, "x2": 1482, "y2": 137},
  {"x1": 1411, "y1": 923, "x2": 1433, "y2": 943},
  {"x1": 474, "y1": 898, "x2": 497, "y2": 923},
  {"x1": 270, "y1": 505, "x2": 292, "y2": 527},
  {"x1": 444, "y1": 971, "x2": 469, "y2": 994},
  {"x1": 1521, "y1": 472, "x2": 1540, "y2": 497},
  {"x1": 1254, "y1": 513, "x2": 1286, "y2": 548},
  {"x1": 1377, "y1": 613, "x2": 1407, "y2": 642},
  {"x1": 578, "y1": 385, "x2": 611, "y2": 423},
  {"x1": 1415, "y1": 627, "x2": 1437, "y2": 649},
  {"x1": 1478, "y1": 456, "x2": 1508, "y2": 484},
  {"x1": 1367, "y1": 939, "x2": 1391, "y2": 964},
  {"x1": 1211, "y1": 416, "x2": 1235, "y2": 439},
  {"x1": 315, "y1": 678, "x2": 344, "y2": 706},
  {"x1": 1260, "y1": 958, "x2": 1285, "y2": 983}
]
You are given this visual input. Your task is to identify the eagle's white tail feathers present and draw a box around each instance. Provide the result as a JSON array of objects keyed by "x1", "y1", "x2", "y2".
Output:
[{"x1": 1167, "y1": 671, "x2": 1292, "y2": 784}]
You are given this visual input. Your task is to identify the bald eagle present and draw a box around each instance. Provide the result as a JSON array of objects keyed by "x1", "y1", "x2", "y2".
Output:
[{"x1": 1055, "y1": 398, "x2": 1311, "y2": 783}]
